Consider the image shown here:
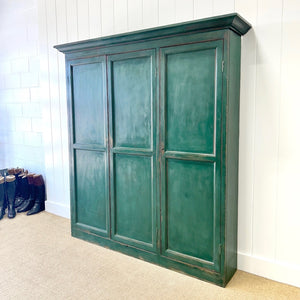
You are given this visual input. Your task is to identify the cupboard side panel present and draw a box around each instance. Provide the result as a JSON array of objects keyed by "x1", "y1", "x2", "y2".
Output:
[{"x1": 224, "y1": 31, "x2": 241, "y2": 284}]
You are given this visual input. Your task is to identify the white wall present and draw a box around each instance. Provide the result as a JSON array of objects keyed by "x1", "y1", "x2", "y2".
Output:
[{"x1": 1, "y1": 0, "x2": 300, "y2": 288}]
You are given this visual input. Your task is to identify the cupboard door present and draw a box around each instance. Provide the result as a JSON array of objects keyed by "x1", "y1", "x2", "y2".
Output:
[
  {"x1": 160, "y1": 41, "x2": 223, "y2": 271},
  {"x1": 69, "y1": 57, "x2": 109, "y2": 236},
  {"x1": 108, "y1": 50, "x2": 157, "y2": 252}
]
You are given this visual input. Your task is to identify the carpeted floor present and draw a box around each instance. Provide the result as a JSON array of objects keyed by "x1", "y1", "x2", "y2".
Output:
[{"x1": 0, "y1": 212, "x2": 299, "y2": 300}]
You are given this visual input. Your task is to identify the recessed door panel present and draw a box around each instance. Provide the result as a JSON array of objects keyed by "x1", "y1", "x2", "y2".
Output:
[
  {"x1": 166, "y1": 159, "x2": 215, "y2": 263},
  {"x1": 111, "y1": 55, "x2": 152, "y2": 149},
  {"x1": 72, "y1": 61, "x2": 106, "y2": 146},
  {"x1": 75, "y1": 149, "x2": 108, "y2": 235},
  {"x1": 165, "y1": 47, "x2": 217, "y2": 154},
  {"x1": 113, "y1": 154, "x2": 153, "y2": 248}
]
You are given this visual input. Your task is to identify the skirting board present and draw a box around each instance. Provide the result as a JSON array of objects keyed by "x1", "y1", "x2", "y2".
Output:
[
  {"x1": 45, "y1": 201, "x2": 70, "y2": 219},
  {"x1": 238, "y1": 252, "x2": 300, "y2": 288},
  {"x1": 42, "y1": 203, "x2": 300, "y2": 289}
]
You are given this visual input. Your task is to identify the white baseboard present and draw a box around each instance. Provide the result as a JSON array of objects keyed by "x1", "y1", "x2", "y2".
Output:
[
  {"x1": 45, "y1": 201, "x2": 70, "y2": 219},
  {"x1": 238, "y1": 252, "x2": 300, "y2": 288},
  {"x1": 41, "y1": 204, "x2": 300, "y2": 288}
]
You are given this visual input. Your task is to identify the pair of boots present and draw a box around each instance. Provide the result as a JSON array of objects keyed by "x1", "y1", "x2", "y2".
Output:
[
  {"x1": 16, "y1": 174, "x2": 45, "y2": 215},
  {"x1": 0, "y1": 175, "x2": 17, "y2": 219},
  {"x1": 0, "y1": 172, "x2": 45, "y2": 220}
]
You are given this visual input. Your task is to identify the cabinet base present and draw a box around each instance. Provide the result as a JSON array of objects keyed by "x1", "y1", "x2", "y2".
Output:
[{"x1": 72, "y1": 226, "x2": 235, "y2": 287}]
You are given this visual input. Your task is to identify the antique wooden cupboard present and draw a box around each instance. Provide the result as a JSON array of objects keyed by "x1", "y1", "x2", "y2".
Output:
[{"x1": 55, "y1": 13, "x2": 251, "y2": 287}]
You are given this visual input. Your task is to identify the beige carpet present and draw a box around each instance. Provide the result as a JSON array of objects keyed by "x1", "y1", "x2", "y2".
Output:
[{"x1": 0, "y1": 212, "x2": 299, "y2": 300}]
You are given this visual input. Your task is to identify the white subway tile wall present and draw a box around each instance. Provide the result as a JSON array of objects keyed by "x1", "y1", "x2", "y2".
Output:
[
  {"x1": 0, "y1": 0, "x2": 299, "y2": 288},
  {"x1": 0, "y1": 0, "x2": 44, "y2": 177}
]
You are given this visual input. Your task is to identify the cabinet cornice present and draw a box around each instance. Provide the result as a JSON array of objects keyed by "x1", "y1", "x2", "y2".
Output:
[{"x1": 54, "y1": 13, "x2": 251, "y2": 54}]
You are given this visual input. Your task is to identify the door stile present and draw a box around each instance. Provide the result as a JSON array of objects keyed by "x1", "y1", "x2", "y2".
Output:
[
  {"x1": 107, "y1": 55, "x2": 114, "y2": 240},
  {"x1": 105, "y1": 54, "x2": 112, "y2": 239},
  {"x1": 159, "y1": 46, "x2": 166, "y2": 257}
]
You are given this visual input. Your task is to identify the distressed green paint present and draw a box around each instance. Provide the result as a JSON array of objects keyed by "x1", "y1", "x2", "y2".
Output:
[
  {"x1": 75, "y1": 150, "x2": 108, "y2": 235},
  {"x1": 165, "y1": 46, "x2": 216, "y2": 154},
  {"x1": 165, "y1": 159, "x2": 215, "y2": 263},
  {"x1": 160, "y1": 40, "x2": 223, "y2": 274},
  {"x1": 72, "y1": 62, "x2": 106, "y2": 146},
  {"x1": 224, "y1": 30, "x2": 242, "y2": 283},
  {"x1": 54, "y1": 13, "x2": 251, "y2": 54},
  {"x1": 70, "y1": 57, "x2": 109, "y2": 237},
  {"x1": 56, "y1": 14, "x2": 251, "y2": 287},
  {"x1": 108, "y1": 50, "x2": 157, "y2": 252},
  {"x1": 113, "y1": 154, "x2": 153, "y2": 249},
  {"x1": 111, "y1": 55, "x2": 152, "y2": 149}
]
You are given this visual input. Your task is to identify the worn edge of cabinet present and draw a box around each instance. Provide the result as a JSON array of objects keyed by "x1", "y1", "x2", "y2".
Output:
[{"x1": 54, "y1": 13, "x2": 251, "y2": 54}]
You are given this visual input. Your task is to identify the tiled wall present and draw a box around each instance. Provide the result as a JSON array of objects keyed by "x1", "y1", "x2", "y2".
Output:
[
  {"x1": 1, "y1": 0, "x2": 300, "y2": 288},
  {"x1": 0, "y1": 0, "x2": 44, "y2": 175}
]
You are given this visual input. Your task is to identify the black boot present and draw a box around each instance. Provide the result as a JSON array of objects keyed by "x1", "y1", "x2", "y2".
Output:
[
  {"x1": 27, "y1": 175, "x2": 45, "y2": 216},
  {"x1": 17, "y1": 174, "x2": 35, "y2": 213},
  {"x1": 14, "y1": 169, "x2": 26, "y2": 208},
  {"x1": 6, "y1": 175, "x2": 16, "y2": 218},
  {"x1": 15, "y1": 173, "x2": 24, "y2": 208},
  {"x1": 0, "y1": 176, "x2": 6, "y2": 220}
]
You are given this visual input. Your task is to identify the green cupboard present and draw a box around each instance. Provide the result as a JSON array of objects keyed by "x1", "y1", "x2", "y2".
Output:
[{"x1": 55, "y1": 13, "x2": 251, "y2": 287}]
